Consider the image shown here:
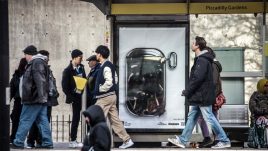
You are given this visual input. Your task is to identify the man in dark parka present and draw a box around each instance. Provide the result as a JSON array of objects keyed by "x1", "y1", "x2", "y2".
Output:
[{"x1": 167, "y1": 36, "x2": 231, "y2": 149}]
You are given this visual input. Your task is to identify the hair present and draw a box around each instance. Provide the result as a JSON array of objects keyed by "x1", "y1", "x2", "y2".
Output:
[
  {"x1": 38, "y1": 50, "x2": 49, "y2": 57},
  {"x1": 95, "y1": 45, "x2": 110, "y2": 59},
  {"x1": 18, "y1": 58, "x2": 28, "y2": 73},
  {"x1": 195, "y1": 36, "x2": 207, "y2": 51},
  {"x1": 206, "y1": 47, "x2": 216, "y2": 58}
]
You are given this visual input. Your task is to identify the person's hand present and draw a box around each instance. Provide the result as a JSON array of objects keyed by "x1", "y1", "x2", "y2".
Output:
[{"x1": 181, "y1": 90, "x2": 187, "y2": 96}]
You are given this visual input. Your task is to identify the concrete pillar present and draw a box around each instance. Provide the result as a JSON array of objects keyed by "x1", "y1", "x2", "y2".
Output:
[{"x1": 0, "y1": 0, "x2": 10, "y2": 150}]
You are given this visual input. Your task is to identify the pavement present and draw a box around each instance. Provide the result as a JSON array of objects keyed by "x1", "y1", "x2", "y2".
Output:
[{"x1": 10, "y1": 142, "x2": 268, "y2": 151}]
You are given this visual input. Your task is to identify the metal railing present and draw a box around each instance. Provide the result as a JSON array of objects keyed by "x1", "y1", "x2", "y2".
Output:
[{"x1": 10, "y1": 114, "x2": 84, "y2": 142}]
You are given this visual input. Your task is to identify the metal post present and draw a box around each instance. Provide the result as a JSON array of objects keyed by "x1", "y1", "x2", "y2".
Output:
[
  {"x1": 263, "y1": 0, "x2": 267, "y2": 77},
  {"x1": 81, "y1": 86, "x2": 87, "y2": 141},
  {"x1": 0, "y1": 0, "x2": 10, "y2": 151}
]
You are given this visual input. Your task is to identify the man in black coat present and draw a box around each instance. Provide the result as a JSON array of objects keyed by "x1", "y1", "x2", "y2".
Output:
[
  {"x1": 62, "y1": 49, "x2": 86, "y2": 148},
  {"x1": 82, "y1": 105, "x2": 111, "y2": 151},
  {"x1": 168, "y1": 36, "x2": 231, "y2": 149}
]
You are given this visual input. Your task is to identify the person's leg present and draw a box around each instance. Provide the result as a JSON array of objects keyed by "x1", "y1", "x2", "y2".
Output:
[
  {"x1": 200, "y1": 105, "x2": 230, "y2": 143},
  {"x1": 35, "y1": 105, "x2": 53, "y2": 147},
  {"x1": 198, "y1": 116, "x2": 210, "y2": 138},
  {"x1": 13, "y1": 104, "x2": 40, "y2": 147},
  {"x1": 47, "y1": 106, "x2": 52, "y2": 123},
  {"x1": 178, "y1": 106, "x2": 201, "y2": 145},
  {"x1": 108, "y1": 95, "x2": 130, "y2": 142},
  {"x1": 27, "y1": 123, "x2": 39, "y2": 147},
  {"x1": 10, "y1": 100, "x2": 22, "y2": 143},
  {"x1": 95, "y1": 95, "x2": 133, "y2": 149},
  {"x1": 70, "y1": 100, "x2": 81, "y2": 141}
]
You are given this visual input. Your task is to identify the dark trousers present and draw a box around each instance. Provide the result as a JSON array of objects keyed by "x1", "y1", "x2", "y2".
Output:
[
  {"x1": 71, "y1": 100, "x2": 81, "y2": 141},
  {"x1": 27, "y1": 106, "x2": 52, "y2": 146},
  {"x1": 10, "y1": 99, "x2": 22, "y2": 143}
]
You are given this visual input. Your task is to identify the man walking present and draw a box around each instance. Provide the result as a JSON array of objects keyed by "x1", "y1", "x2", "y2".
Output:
[
  {"x1": 12, "y1": 45, "x2": 53, "y2": 149},
  {"x1": 94, "y1": 45, "x2": 134, "y2": 149},
  {"x1": 167, "y1": 36, "x2": 231, "y2": 149},
  {"x1": 62, "y1": 49, "x2": 86, "y2": 148}
]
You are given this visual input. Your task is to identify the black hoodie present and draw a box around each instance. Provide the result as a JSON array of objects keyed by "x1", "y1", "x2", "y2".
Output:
[
  {"x1": 184, "y1": 52, "x2": 216, "y2": 106},
  {"x1": 82, "y1": 105, "x2": 111, "y2": 151}
]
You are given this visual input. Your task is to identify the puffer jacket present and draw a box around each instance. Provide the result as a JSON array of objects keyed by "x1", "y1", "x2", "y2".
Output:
[
  {"x1": 249, "y1": 91, "x2": 268, "y2": 124},
  {"x1": 22, "y1": 54, "x2": 49, "y2": 104},
  {"x1": 82, "y1": 105, "x2": 111, "y2": 151},
  {"x1": 184, "y1": 51, "x2": 215, "y2": 106}
]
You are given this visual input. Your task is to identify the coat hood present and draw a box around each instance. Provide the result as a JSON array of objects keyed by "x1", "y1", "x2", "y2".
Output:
[
  {"x1": 82, "y1": 105, "x2": 106, "y2": 126},
  {"x1": 31, "y1": 54, "x2": 48, "y2": 62},
  {"x1": 198, "y1": 51, "x2": 214, "y2": 63}
]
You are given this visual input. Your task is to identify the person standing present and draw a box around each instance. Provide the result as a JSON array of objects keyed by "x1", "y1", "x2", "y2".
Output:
[
  {"x1": 12, "y1": 45, "x2": 53, "y2": 149},
  {"x1": 86, "y1": 55, "x2": 100, "y2": 107},
  {"x1": 62, "y1": 49, "x2": 86, "y2": 148},
  {"x1": 94, "y1": 45, "x2": 134, "y2": 149},
  {"x1": 9, "y1": 58, "x2": 28, "y2": 144},
  {"x1": 167, "y1": 36, "x2": 231, "y2": 149},
  {"x1": 26, "y1": 50, "x2": 59, "y2": 148}
]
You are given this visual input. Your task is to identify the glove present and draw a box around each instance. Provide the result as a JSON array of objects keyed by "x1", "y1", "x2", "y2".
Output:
[{"x1": 181, "y1": 90, "x2": 188, "y2": 97}]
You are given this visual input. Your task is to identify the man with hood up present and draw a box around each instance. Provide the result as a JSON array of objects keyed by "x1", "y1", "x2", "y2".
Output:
[
  {"x1": 82, "y1": 105, "x2": 111, "y2": 151},
  {"x1": 12, "y1": 45, "x2": 53, "y2": 149},
  {"x1": 167, "y1": 36, "x2": 230, "y2": 149}
]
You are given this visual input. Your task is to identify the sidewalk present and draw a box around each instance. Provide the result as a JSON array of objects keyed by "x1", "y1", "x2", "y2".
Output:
[{"x1": 10, "y1": 142, "x2": 266, "y2": 151}]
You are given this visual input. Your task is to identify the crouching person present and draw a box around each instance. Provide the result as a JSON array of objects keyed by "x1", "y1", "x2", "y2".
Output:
[{"x1": 82, "y1": 105, "x2": 111, "y2": 151}]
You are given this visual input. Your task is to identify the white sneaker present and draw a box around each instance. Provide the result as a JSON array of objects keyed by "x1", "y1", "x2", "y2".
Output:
[
  {"x1": 167, "y1": 136, "x2": 185, "y2": 148},
  {"x1": 119, "y1": 139, "x2": 134, "y2": 149},
  {"x1": 211, "y1": 141, "x2": 231, "y2": 149},
  {"x1": 69, "y1": 140, "x2": 83, "y2": 148}
]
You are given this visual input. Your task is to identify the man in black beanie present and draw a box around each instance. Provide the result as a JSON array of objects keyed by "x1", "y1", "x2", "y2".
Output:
[
  {"x1": 62, "y1": 49, "x2": 86, "y2": 148},
  {"x1": 12, "y1": 45, "x2": 53, "y2": 149}
]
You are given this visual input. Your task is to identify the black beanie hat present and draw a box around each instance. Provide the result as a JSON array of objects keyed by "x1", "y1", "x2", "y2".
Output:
[
  {"x1": 23, "y1": 45, "x2": 38, "y2": 55},
  {"x1": 71, "y1": 49, "x2": 83, "y2": 58}
]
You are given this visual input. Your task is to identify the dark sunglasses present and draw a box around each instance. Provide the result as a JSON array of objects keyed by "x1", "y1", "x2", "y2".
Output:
[{"x1": 264, "y1": 85, "x2": 268, "y2": 87}]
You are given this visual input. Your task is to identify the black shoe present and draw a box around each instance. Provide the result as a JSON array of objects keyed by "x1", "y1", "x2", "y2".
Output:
[
  {"x1": 199, "y1": 137, "x2": 213, "y2": 148},
  {"x1": 10, "y1": 143, "x2": 24, "y2": 149}
]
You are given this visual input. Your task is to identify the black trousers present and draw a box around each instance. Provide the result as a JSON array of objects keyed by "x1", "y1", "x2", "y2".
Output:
[
  {"x1": 70, "y1": 100, "x2": 81, "y2": 141},
  {"x1": 27, "y1": 106, "x2": 52, "y2": 146},
  {"x1": 10, "y1": 99, "x2": 22, "y2": 142}
]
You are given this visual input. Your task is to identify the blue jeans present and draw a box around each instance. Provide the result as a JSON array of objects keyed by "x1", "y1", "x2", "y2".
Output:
[
  {"x1": 13, "y1": 104, "x2": 53, "y2": 147},
  {"x1": 178, "y1": 105, "x2": 230, "y2": 145}
]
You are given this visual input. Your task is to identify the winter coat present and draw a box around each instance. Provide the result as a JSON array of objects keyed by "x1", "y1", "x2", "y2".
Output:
[
  {"x1": 22, "y1": 54, "x2": 49, "y2": 104},
  {"x1": 249, "y1": 79, "x2": 268, "y2": 125},
  {"x1": 86, "y1": 63, "x2": 100, "y2": 106},
  {"x1": 10, "y1": 70, "x2": 24, "y2": 101},
  {"x1": 82, "y1": 105, "x2": 111, "y2": 151},
  {"x1": 62, "y1": 62, "x2": 86, "y2": 104},
  {"x1": 184, "y1": 52, "x2": 215, "y2": 106}
]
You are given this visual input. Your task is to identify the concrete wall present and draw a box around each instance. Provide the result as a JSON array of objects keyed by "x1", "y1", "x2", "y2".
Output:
[
  {"x1": 9, "y1": 0, "x2": 110, "y2": 108},
  {"x1": 190, "y1": 14, "x2": 263, "y2": 104},
  {"x1": 9, "y1": 0, "x2": 110, "y2": 141}
]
